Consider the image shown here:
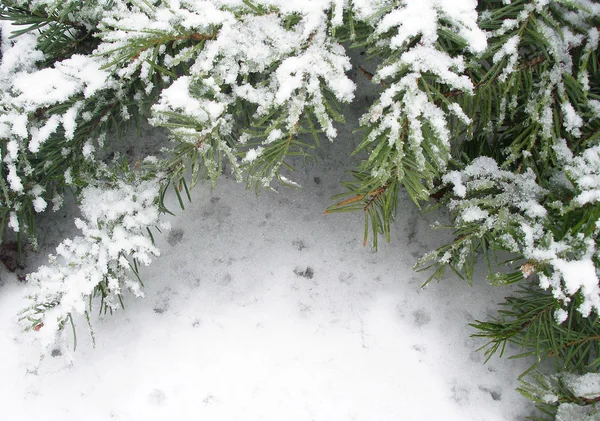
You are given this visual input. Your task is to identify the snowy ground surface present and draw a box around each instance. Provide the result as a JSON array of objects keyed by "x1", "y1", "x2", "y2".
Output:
[{"x1": 1, "y1": 56, "x2": 539, "y2": 421}]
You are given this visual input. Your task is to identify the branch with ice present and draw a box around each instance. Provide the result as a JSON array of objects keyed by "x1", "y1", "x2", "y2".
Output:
[
  {"x1": 23, "y1": 176, "x2": 165, "y2": 349},
  {"x1": 418, "y1": 157, "x2": 547, "y2": 272},
  {"x1": 480, "y1": 0, "x2": 600, "y2": 165},
  {"x1": 0, "y1": 19, "x2": 114, "y2": 232},
  {"x1": 423, "y1": 151, "x2": 600, "y2": 322},
  {"x1": 358, "y1": 0, "x2": 486, "y2": 195},
  {"x1": 521, "y1": 371, "x2": 600, "y2": 420},
  {"x1": 149, "y1": 2, "x2": 356, "y2": 188},
  {"x1": 556, "y1": 139, "x2": 600, "y2": 208}
]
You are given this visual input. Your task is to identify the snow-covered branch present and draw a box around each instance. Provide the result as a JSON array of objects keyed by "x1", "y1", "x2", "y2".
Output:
[{"x1": 23, "y1": 175, "x2": 165, "y2": 348}]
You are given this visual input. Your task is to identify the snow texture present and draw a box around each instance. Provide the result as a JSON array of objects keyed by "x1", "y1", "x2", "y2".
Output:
[
  {"x1": 564, "y1": 372, "x2": 600, "y2": 399},
  {"x1": 0, "y1": 126, "x2": 536, "y2": 421}
]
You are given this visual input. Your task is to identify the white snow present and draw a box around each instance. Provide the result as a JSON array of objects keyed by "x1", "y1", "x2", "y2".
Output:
[
  {"x1": 493, "y1": 35, "x2": 520, "y2": 82},
  {"x1": 551, "y1": 372, "x2": 600, "y2": 420},
  {"x1": 0, "y1": 170, "x2": 536, "y2": 421},
  {"x1": 564, "y1": 372, "x2": 600, "y2": 399},
  {"x1": 375, "y1": 0, "x2": 486, "y2": 53},
  {"x1": 590, "y1": 100, "x2": 600, "y2": 119},
  {"x1": 556, "y1": 402, "x2": 600, "y2": 421},
  {"x1": 8, "y1": 211, "x2": 19, "y2": 232},
  {"x1": 12, "y1": 55, "x2": 109, "y2": 110},
  {"x1": 559, "y1": 142, "x2": 600, "y2": 207},
  {"x1": 561, "y1": 102, "x2": 583, "y2": 137},
  {"x1": 0, "y1": 21, "x2": 44, "y2": 75},
  {"x1": 32, "y1": 197, "x2": 48, "y2": 213},
  {"x1": 153, "y1": 76, "x2": 225, "y2": 125},
  {"x1": 278, "y1": 175, "x2": 302, "y2": 188},
  {"x1": 29, "y1": 115, "x2": 61, "y2": 153},
  {"x1": 24, "y1": 178, "x2": 163, "y2": 348},
  {"x1": 443, "y1": 171, "x2": 467, "y2": 198},
  {"x1": 459, "y1": 206, "x2": 489, "y2": 223},
  {"x1": 554, "y1": 308, "x2": 568, "y2": 324},
  {"x1": 6, "y1": 163, "x2": 23, "y2": 193},
  {"x1": 243, "y1": 147, "x2": 264, "y2": 163}
]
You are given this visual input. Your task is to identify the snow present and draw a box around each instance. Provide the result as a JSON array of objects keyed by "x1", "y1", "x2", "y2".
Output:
[
  {"x1": 62, "y1": 102, "x2": 84, "y2": 141},
  {"x1": 0, "y1": 22, "x2": 44, "y2": 75},
  {"x1": 522, "y1": 227, "x2": 600, "y2": 317},
  {"x1": 448, "y1": 103, "x2": 472, "y2": 125},
  {"x1": 551, "y1": 372, "x2": 600, "y2": 420},
  {"x1": 32, "y1": 197, "x2": 48, "y2": 213},
  {"x1": 443, "y1": 171, "x2": 467, "y2": 198},
  {"x1": 23, "y1": 178, "x2": 163, "y2": 348},
  {"x1": 0, "y1": 168, "x2": 536, "y2": 420},
  {"x1": 157, "y1": 77, "x2": 224, "y2": 128},
  {"x1": 459, "y1": 206, "x2": 489, "y2": 223},
  {"x1": 590, "y1": 100, "x2": 600, "y2": 119},
  {"x1": 375, "y1": 0, "x2": 486, "y2": 53},
  {"x1": 556, "y1": 402, "x2": 600, "y2": 421},
  {"x1": 493, "y1": 35, "x2": 520, "y2": 82},
  {"x1": 395, "y1": 46, "x2": 472, "y2": 92},
  {"x1": 352, "y1": 0, "x2": 393, "y2": 20},
  {"x1": 8, "y1": 211, "x2": 19, "y2": 232},
  {"x1": 29, "y1": 114, "x2": 61, "y2": 153},
  {"x1": 6, "y1": 163, "x2": 24, "y2": 192},
  {"x1": 587, "y1": 27, "x2": 600, "y2": 51},
  {"x1": 278, "y1": 175, "x2": 301, "y2": 188},
  {"x1": 12, "y1": 55, "x2": 109, "y2": 110},
  {"x1": 266, "y1": 129, "x2": 283, "y2": 144},
  {"x1": 560, "y1": 143, "x2": 600, "y2": 206},
  {"x1": 554, "y1": 257, "x2": 599, "y2": 301},
  {"x1": 243, "y1": 147, "x2": 264, "y2": 163},
  {"x1": 561, "y1": 102, "x2": 583, "y2": 137},
  {"x1": 564, "y1": 373, "x2": 600, "y2": 399},
  {"x1": 553, "y1": 308, "x2": 568, "y2": 324}
]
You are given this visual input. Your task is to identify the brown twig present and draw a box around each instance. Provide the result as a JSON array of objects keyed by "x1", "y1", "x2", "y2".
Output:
[
  {"x1": 323, "y1": 185, "x2": 388, "y2": 215},
  {"x1": 326, "y1": 194, "x2": 366, "y2": 211},
  {"x1": 359, "y1": 67, "x2": 388, "y2": 88},
  {"x1": 359, "y1": 66, "x2": 374, "y2": 81},
  {"x1": 548, "y1": 334, "x2": 600, "y2": 358},
  {"x1": 364, "y1": 186, "x2": 388, "y2": 212}
]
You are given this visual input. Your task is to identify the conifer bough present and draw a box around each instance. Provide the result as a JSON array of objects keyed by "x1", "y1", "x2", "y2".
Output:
[{"x1": 0, "y1": 0, "x2": 599, "y2": 419}]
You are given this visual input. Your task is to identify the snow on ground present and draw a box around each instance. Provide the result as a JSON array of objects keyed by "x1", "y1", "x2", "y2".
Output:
[
  {"x1": 0, "y1": 147, "x2": 538, "y2": 420},
  {"x1": 0, "y1": 55, "x2": 538, "y2": 421}
]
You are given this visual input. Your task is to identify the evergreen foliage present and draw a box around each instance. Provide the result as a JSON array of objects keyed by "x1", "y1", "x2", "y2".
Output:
[{"x1": 0, "y1": 0, "x2": 599, "y2": 418}]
